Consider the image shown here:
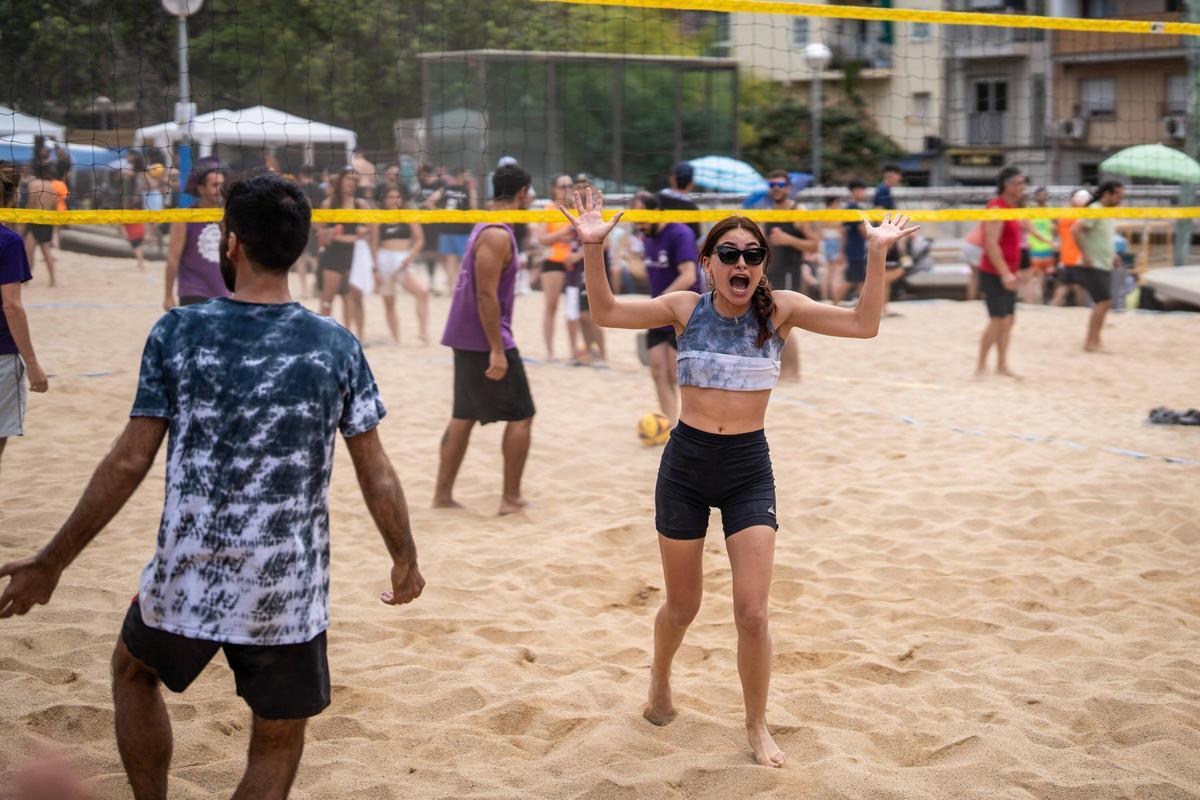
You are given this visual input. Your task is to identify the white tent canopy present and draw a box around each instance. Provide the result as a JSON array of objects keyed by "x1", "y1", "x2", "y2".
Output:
[
  {"x1": 133, "y1": 105, "x2": 357, "y2": 163},
  {"x1": 0, "y1": 105, "x2": 66, "y2": 140}
]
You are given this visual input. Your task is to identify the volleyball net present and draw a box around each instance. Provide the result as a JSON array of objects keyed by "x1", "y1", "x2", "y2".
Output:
[{"x1": 1, "y1": 0, "x2": 1198, "y2": 232}]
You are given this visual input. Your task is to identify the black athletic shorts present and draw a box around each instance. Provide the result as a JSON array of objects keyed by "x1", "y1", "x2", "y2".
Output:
[
  {"x1": 844, "y1": 259, "x2": 867, "y2": 284},
  {"x1": 1058, "y1": 265, "x2": 1082, "y2": 285},
  {"x1": 1077, "y1": 267, "x2": 1112, "y2": 303},
  {"x1": 319, "y1": 240, "x2": 354, "y2": 276},
  {"x1": 27, "y1": 223, "x2": 52, "y2": 244},
  {"x1": 646, "y1": 327, "x2": 677, "y2": 351},
  {"x1": 1018, "y1": 248, "x2": 1031, "y2": 272},
  {"x1": 541, "y1": 259, "x2": 566, "y2": 274},
  {"x1": 452, "y1": 347, "x2": 535, "y2": 424},
  {"x1": 656, "y1": 421, "x2": 778, "y2": 540},
  {"x1": 120, "y1": 598, "x2": 330, "y2": 720},
  {"x1": 180, "y1": 295, "x2": 213, "y2": 306},
  {"x1": 766, "y1": 261, "x2": 803, "y2": 293},
  {"x1": 979, "y1": 271, "x2": 1016, "y2": 318}
]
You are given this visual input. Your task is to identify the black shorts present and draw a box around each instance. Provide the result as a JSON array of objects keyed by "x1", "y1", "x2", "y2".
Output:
[
  {"x1": 541, "y1": 259, "x2": 566, "y2": 274},
  {"x1": 180, "y1": 295, "x2": 213, "y2": 306},
  {"x1": 319, "y1": 240, "x2": 354, "y2": 276},
  {"x1": 121, "y1": 598, "x2": 330, "y2": 720},
  {"x1": 1058, "y1": 265, "x2": 1082, "y2": 285},
  {"x1": 1018, "y1": 248, "x2": 1031, "y2": 272},
  {"x1": 452, "y1": 347, "x2": 536, "y2": 424},
  {"x1": 979, "y1": 271, "x2": 1016, "y2": 318},
  {"x1": 27, "y1": 223, "x2": 53, "y2": 244},
  {"x1": 128, "y1": 238, "x2": 144, "y2": 249},
  {"x1": 766, "y1": 261, "x2": 803, "y2": 292},
  {"x1": 656, "y1": 421, "x2": 778, "y2": 539},
  {"x1": 646, "y1": 327, "x2": 677, "y2": 351},
  {"x1": 844, "y1": 259, "x2": 867, "y2": 284},
  {"x1": 1077, "y1": 267, "x2": 1112, "y2": 303}
]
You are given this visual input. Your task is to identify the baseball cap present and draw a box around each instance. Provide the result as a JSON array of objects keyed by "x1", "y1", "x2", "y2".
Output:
[
  {"x1": 673, "y1": 161, "x2": 694, "y2": 184},
  {"x1": 1070, "y1": 188, "x2": 1093, "y2": 206},
  {"x1": 497, "y1": 155, "x2": 518, "y2": 168}
]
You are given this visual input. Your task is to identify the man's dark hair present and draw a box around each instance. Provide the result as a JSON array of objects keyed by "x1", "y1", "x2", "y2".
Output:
[
  {"x1": 672, "y1": 161, "x2": 694, "y2": 187},
  {"x1": 1097, "y1": 179, "x2": 1124, "y2": 199},
  {"x1": 634, "y1": 190, "x2": 661, "y2": 210},
  {"x1": 882, "y1": 163, "x2": 902, "y2": 175},
  {"x1": 224, "y1": 174, "x2": 312, "y2": 272},
  {"x1": 492, "y1": 164, "x2": 531, "y2": 201},
  {"x1": 996, "y1": 166, "x2": 1022, "y2": 195},
  {"x1": 767, "y1": 169, "x2": 789, "y2": 181},
  {"x1": 848, "y1": 179, "x2": 866, "y2": 191}
]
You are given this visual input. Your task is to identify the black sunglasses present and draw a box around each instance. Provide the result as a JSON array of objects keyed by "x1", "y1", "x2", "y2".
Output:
[
  {"x1": 714, "y1": 244, "x2": 767, "y2": 266},
  {"x1": 768, "y1": 180, "x2": 789, "y2": 189}
]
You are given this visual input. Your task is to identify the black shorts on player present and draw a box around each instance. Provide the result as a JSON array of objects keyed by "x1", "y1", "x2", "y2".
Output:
[
  {"x1": 979, "y1": 272, "x2": 1016, "y2": 318},
  {"x1": 1077, "y1": 267, "x2": 1112, "y2": 304},
  {"x1": 120, "y1": 598, "x2": 330, "y2": 720},
  {"x1": 452, "y1": 348, "x2": 536, "y2": 424},
  {"x1": 655, "y1": 422, "x2": 778, "y2": 540},
  {"x1": 646, "y1": 327, "x2": 677, "y2": 351}
]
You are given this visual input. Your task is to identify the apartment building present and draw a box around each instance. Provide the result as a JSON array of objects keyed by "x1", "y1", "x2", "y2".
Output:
[
  {"x1": 1049, "y1": 0, "x2": 1188, "y2": 185},
  {"x1": 726, "y1": 0, "x2": 945, "y2": 183}
]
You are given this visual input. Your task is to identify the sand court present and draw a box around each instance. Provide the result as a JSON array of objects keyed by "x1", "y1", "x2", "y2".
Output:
[{"x1": 2, "y1": 248, "x2": 1199, "y2": 798}]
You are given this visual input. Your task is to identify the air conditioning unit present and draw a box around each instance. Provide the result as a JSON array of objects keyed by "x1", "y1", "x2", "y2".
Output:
[
  {"x1": 1058, "y1": 117, "x2": 1087, "y2": 140},
  {"x1": 1162, "y1": 115, "x2": 1186, "y2": 141}
]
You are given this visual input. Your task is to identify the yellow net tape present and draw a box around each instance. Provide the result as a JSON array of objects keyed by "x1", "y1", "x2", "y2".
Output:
[
  {"x1": 540, "y1": 0, "x2": 1200, "y2": 36},
  {"x1": 2, "y1": 207, "x2": 1197, "y2": 225}
]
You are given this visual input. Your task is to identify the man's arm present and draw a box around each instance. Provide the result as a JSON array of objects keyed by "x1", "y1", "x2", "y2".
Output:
[
  {"x1": 768, "y1": 224, "x2": 820, "y2": 255},
  {"x1": 664, "y1": 259, "x2": 698, "y2": 294},
  {"x1": 0, "y1": 417, "x2": 167, "y2": 618},
  {"x1": 473, "y1": 227, "x2": 511, "y2": 380},
  {"x1": 163, "y1": 221, "x2": 186, "y2": 310},
  {"x1": 0, "y1": 282, "x2": 48, "y2": 392},
  {"x1": 344, "y1": 428, "x2": 424, "y2": 606}
]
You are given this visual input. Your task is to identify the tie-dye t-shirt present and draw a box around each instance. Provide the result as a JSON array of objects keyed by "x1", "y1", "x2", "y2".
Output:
[{"x1": 130, "y1": 298, "x2": 386, "y2": 645}]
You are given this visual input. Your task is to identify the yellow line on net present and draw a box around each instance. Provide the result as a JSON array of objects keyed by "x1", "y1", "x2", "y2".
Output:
[
  {"x1": 2, "y1": 207, "x2": 1199, "y2": 225},
  {"x1": 539, "y1": 0, "x2": 1200, "y2": 35}
]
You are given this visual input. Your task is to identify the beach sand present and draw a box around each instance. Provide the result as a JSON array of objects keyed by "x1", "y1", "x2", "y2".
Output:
[{"x1": 2, "y1": 248, "x2": 1199, "y2": 799}]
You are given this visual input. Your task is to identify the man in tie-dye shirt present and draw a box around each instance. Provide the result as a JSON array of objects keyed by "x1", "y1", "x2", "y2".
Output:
[{"x1": 0, "y1": 174, "x2": 424, "y2": 799}]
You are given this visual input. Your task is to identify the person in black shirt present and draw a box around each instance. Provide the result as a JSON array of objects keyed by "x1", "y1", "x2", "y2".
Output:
[
  {"x1": 657, "y1": 161, "x2": 701, "y2": 242},
  {"x1": 758, "y1": 170, "x2": 819, "y2": 382}
]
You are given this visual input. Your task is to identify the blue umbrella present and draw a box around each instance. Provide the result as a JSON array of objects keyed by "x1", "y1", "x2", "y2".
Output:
[{"x1": 688, "y1": 156, "x2": 768, "y2": 194}]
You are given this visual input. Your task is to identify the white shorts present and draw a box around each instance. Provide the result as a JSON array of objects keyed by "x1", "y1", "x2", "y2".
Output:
[
  {"x1": 376, "y1": 248, "x2": 411, "y2": 296},
  {"x1": 0, "y1": 354, "x2": 27, "y2": 438},
  {"x1": 564, "y1": 285, "x2": 581, "y2": 321}
]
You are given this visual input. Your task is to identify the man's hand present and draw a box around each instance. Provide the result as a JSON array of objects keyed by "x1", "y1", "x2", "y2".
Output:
[
  {"x1": 162, "y1": 294, "x2": 176, "y2": 312},
  {"x1": 26, "y1": 361, "x2": 49, "y2": 393},
  {"x1": 1001, "y1": 271, "x2": 1018, "y2": 291},
  {"x1": 768, "y1": 227, "x2": 790, "y2": 246},
  {"x1": 485, "y1": 348, "x2": 508, "y2": 381},
  {"x1": 381, "y1": 560, "x2": 425, "y2": 606},
  {"x1": 0, "y1": 555, "x2": 62, "y2": 618}
]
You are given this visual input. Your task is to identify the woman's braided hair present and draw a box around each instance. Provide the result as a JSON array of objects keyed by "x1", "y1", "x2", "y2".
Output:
[{"x1": 699, "y1": 216, "x2": 775, "y2": 348}]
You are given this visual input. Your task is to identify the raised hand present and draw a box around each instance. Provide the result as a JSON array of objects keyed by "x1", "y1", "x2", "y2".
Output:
[
  {"x1": 559, "y1": 188, "x2": 624, "y2": 245},
  {"x1": 864, "y1": 212, "x2": 919, "y2": 251}
]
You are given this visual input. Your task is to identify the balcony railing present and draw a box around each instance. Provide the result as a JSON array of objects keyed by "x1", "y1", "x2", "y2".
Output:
[
  {"x1": 968, "y1": 112, "x2": 1007, "y2": 146},
  {"x1": 1053, "y1": 12, "x2": 1182, "y2": 58},
  {"x1": 829, "y1": 40, "x2": 893, "y2": 71},
  {"x1": 948, "y1": 24, "x2": 1043, "y2": 57}
]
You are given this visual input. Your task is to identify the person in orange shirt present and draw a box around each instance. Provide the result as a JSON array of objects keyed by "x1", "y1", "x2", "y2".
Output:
[
  {"x1": 1051, "y1": 189, "x2": 1091, "y2": 307},
  {"x1": 534, "y1": 174, "x2": 579, "y2": 361}
]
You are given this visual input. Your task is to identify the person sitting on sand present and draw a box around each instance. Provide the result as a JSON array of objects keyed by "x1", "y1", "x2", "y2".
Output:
[
  {"x1": 0, "y1": 174, "x2": 424, "y2": 800},
  {"x1": 560, "y1": 189, "x2": 916, "y2": 768}
]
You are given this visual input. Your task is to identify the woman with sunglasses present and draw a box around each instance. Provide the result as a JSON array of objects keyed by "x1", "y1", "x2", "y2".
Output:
[{"x1": 560, "y1": 190, "x2": 917, "y2": 768}]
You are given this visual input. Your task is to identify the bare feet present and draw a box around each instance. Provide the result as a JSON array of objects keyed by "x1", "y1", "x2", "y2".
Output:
[
  {"x1": 432, "y1": 496, "x2": 465, "y2": 510},
  {"x1": 498, "y1": 495, "x2": 529, "y2": 516},
  {"x1": 995, "y1": 367, "x2": 1021, "y2": 379},
  {"x1": 747, "y1": 720, "x2": 785, "y2": 767},
  {"x1": 643, "y1": 670, "x2": 677, "y2": 726}
]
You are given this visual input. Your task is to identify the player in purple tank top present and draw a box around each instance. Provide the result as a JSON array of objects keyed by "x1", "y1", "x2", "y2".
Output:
[
  {"x1": 164, "y1": 166, "x2": 228, "y2": 310},
  {"x1": 434, "y1": 165, "x2": 536, "y2": 516}
]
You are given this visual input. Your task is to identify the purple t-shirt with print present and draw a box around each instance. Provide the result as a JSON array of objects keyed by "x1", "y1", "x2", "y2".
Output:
[
  {"x1": 641, "y1": 222, "x2": 700, "y2": 333},
  {"x1": 0, "y1": 224, "x2": 33, "y2": 356}
]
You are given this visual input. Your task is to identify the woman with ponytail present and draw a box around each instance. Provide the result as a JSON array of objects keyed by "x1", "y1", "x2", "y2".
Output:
[
  {"x1": 0, "y1": 161, "x2": 50, "y2": 472},
  {"x1": 561, "y1": 190, "x2": 916, "y2": 768}
]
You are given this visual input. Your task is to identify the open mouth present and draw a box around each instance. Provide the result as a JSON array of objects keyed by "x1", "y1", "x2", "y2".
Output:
[{"x1": 730, "y1": 274, "x2": 751, "y2": 292}]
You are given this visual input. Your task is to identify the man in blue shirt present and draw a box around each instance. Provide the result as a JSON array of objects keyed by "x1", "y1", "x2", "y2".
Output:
[{"x1": 0, "y1": 174, "x2": 424, "y2": 799}]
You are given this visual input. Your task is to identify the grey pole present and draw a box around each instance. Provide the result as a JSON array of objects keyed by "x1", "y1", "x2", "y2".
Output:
[
  {"x1": 178, "y1": 15, "x2": 190, "y2": 110},
  {"x1": 811, "y1": 75, "x2": 822, "y2": 185},
  {"x1": 1175, "y1": 0, "x2": 1199, "y2": 267}
]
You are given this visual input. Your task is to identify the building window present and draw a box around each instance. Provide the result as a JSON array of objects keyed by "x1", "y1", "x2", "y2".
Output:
[
  {"x1": 1031, "y1": 74, "x2": 1046, "y2": 147},
  {"x1": 1167, "y1": 74, "x2": 1187, "y2": 114},
  {"x1": 1083, "y1": 0, "x2": 1116, "y2": 17},
  {"x1": 911, "y1": 22, "x2": 932, "y2": 40},
  {"x1": 793, "y1": 17, "x2": 809, "y2": 47},
  {"x1": 913, "y1": 92, "x2": 932, "y2": 124},
  {"x1": 1080, "y1": 77, "x2": 1116, "y2": 118},
  {"x1": 974, "y1": 80, "x2": 1008, "y2": 113}
]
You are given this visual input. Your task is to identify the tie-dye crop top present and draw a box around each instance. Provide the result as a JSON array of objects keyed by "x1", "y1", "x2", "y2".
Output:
[{"x1": 676, "y1": 292, "x2": 783, "y2": 391}]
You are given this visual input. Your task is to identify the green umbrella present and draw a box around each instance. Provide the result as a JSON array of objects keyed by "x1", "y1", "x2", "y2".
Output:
[{"x1": 1099, "y1": 143, "x2": 1200, "y2": 183}]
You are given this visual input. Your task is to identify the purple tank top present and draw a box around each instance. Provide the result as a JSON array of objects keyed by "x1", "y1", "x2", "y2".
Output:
[
  {"x1": 178, "y1": 221, "x2": 231, "y2": 299},
  {"x1": 441, "y1": 223, "x2": 519, "y2": 352}
]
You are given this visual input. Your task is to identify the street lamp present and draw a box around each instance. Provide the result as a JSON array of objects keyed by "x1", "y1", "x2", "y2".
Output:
[
  {"x1": 162, "y1": 0, "x2": 203, "y2": 208},
  {"x1": 803, "y1": 42, "x2": 832, "y2": 186}
]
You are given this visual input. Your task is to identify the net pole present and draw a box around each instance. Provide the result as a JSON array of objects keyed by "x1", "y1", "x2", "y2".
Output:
[{"x1": 1177, "y1": 0, "x2": 1200, "y2": 266}]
